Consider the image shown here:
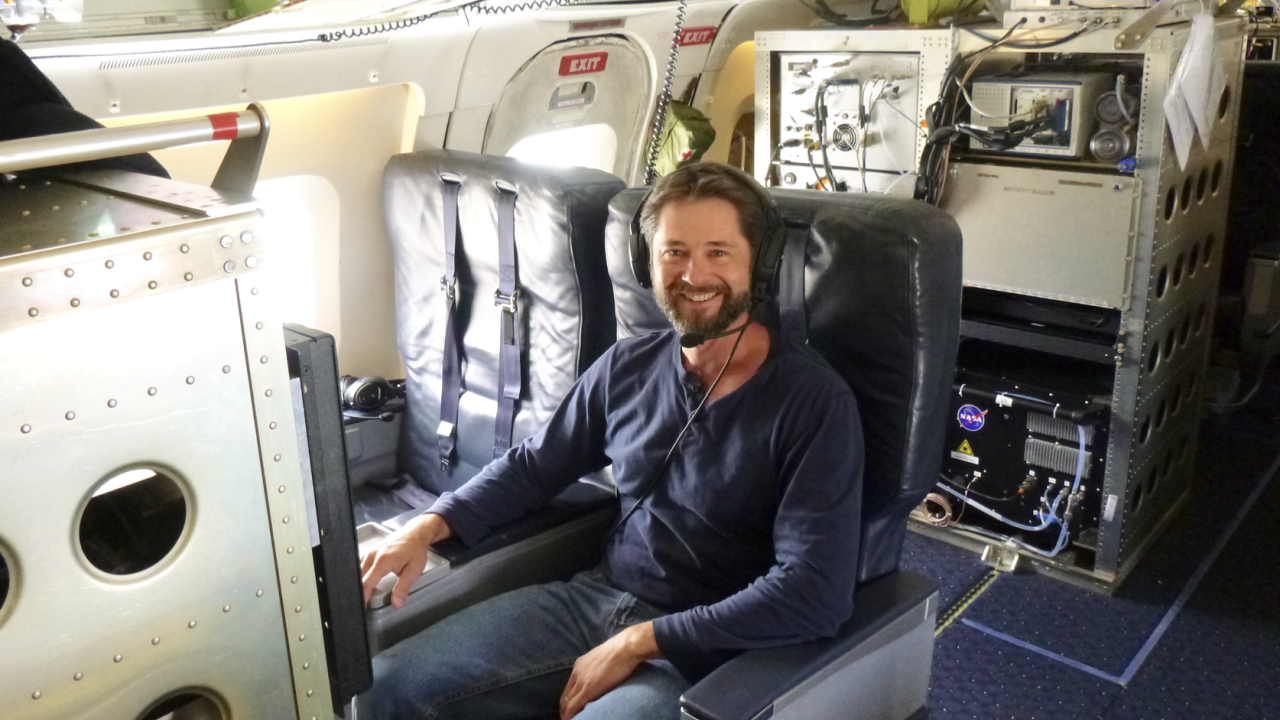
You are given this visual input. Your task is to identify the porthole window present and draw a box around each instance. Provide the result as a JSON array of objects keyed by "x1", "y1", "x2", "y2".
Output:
[
  {"x1": 1180, "y1": 177, "x2": 1193, "y2": 213},
  {"x1": 1164, "y1": 186, "x2": 1177, "y2": 221},
  {"x1": 1188, "y1": 243, "x2": 1200, "y2": 276},
  {"x1": 1145, "y1": 466, "x2": 1158, "y2": 498},
  {"x1": 1196, "y1": 168, "x2": 1208, "y2": 203},
  {"x1": 1131, "y1": 481, "x2": 1145, "y2": 513},
  {"x1": 1164, "y1": 328, "x2": 1176, "y2": 361},
  {"x1": 1204, "y1": 233, "x2": 1216, "y2": 267},
  {"x1": 1218, "y1": 85, "x2": 1231, "y2": 120},
  {"x1": 137, "y1": 691, "x2": 227, "y2": 720},
  {"x1": 1195, "y1": 303, "x2": 1209, "y2": 335},
  {"x1": 1156, "y1": 398, "x2": 1168, "y2": 429},
  {"x1": 1147, "y1": 343, "x2": 1162, "y2": 374},
  {"x1": 1140, "y1": 414, "x2": 1152, "y2": 444},
  {"x1": 1173, "y1": 253, "x2": 1185, "y2": 288},
  {"x1": 1211, "y1": 161, "x2": 1223, "y2": 195},
  {"x1": 1179, "y1": 315, "x2": 1192, "y2": 347},
  {"x1": 1156, "y1": 265, "x2": 1169, "y2": 298},
  {"x1": 1162, "y1": 449, "x2": 1175, "y2": 478},
  {"x1": 79, "y1": 468, "x2": 188, "y2": 576},
  {"x1": 1172, "y1": 382, "x2": 1184, "y2": 414},
  {"x1": 0, "y1": 546, "x2": 11, "y2": 621}
]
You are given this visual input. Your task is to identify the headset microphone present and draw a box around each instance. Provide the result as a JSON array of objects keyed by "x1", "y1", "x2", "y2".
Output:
[{"x1": 679, "y1": 318, "x2": 753, "y2": 348}]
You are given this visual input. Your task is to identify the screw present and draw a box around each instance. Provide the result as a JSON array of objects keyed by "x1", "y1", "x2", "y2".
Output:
[
  {"x1": 223, "y1": 605, "x2": 231, "y2": 613},
  {"x1": 222, "y1": 365, "x2": 231, "y2": 374},
  {"x1": 189, "y1": 621, "x2": 197, "y2": 628},
  {"x1": 220, "y1": 235, "x2": 233, "y2": 248},
  {"x1": 143, "y1": 252, "x2": 153, "y2": 261},
  {"x1": 65, "y1": 412, "x2": 75, "y2": 421},
  {"x1": 113, "y1": 655, "x2": 123, "y2": 663},
  {"x1": 245, "y1": 256, "x2": 258, "y2": 269},
  {"x1": 70, "y1": 298, "x2": 80, "y2": 308},
  {"x1": 110, "y1": 289, "x2": 119, "y2": 298},
  {"x1": 27, "y1": 308, "x2": 38, "y2": 317},
  {"x1": 224, "y1": 261, "x2": 236, "y2": 273},
  {"x1": 105, "y1": 260, "x2": 114, "y2": 269},
  {"x1": 73, "y1": 673, "x2": 83, "y2": 681},
  {"x1": 184, "y1": 273, "x2": 194, "y2": 281},
  {"x1": 241, "y1": 232, "x2": 254, "y2": 244},
  {"x1": 22, "y1": 277, "x2": 32, "y2": 286},
  {"x1": 180, "y1": 244, "x2": 190, "y2": 253},
  {"x1": 148, "y1": 281, "x2": 158, "y2": 290},
  {"x1": 148, "y1": 387, "x2": 157, "y2": 396},
  {"x1": 64, "y1": 268, "x2": 74, "y2": 277},
  {"x1": 186, "y1": 376, "x2": 195, "y2": 385},
  {"x1": 151, "y1": 637, "x2": 161, "y2": 646},
  {"x1": 108, "y1": 399, "x2": 117, "y2": 408},
  {"x1": 21, "y1": 424, "x2": 33, "y2": 434}
]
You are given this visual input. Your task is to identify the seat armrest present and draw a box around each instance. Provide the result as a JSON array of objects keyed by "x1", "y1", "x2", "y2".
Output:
[
  {"x1": 681, "y1": 572, "x2": 938, "y2": 720},
  {"x1": 431, "y1": 482, "x2": 616, "y2": 565}
]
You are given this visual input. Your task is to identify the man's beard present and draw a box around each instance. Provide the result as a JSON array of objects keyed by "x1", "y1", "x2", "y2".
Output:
[{"x1": 655, "y1": 280, "x2": 754, "y2": 339}]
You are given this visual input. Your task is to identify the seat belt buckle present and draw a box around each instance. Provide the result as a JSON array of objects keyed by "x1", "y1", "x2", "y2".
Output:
[
  {"x1": 440, "y1": 275, "x2": 457, "y2": 303},
  {"x1": 493, "y1": 288, "x2": 518, "y2": 313},
  {"x1": 437, "y1": 420, "x2": 456, "y2": 438},
  {"x1": 494, "y1": 289, "x2": 518, "y2": 345}
]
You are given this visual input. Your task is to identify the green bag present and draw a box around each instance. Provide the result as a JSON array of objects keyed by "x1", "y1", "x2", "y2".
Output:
[{"x1": 653, "y1": 101, "x2": 717, "y2": 177}]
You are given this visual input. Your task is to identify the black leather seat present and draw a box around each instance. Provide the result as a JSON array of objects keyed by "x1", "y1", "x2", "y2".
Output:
[
  {"x1": 369, "y1": 149, "x2": 626, "y2": 651},
  {"x1": 603, "y1": 187, "x2": 962, "y2": 720}
]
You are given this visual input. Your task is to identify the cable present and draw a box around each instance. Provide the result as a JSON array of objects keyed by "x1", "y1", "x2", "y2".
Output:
[
  {"x1": 644, "y1": 0, "x2": 689, "y2": 185},
  {"x1": 606, "y1": 323, "x2": 750, "y2": 538},
  {"x1": 939, "y1": 473, "x2": 1022, "y2": 502}
]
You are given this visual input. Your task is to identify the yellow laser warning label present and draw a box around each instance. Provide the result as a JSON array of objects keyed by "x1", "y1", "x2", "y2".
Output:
[{"x1": 956, "y1": 439, "x2": 975, "y2": 456}]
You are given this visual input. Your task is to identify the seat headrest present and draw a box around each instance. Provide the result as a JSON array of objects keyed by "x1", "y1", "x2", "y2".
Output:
[{"x1": 605, "y1": 187, "x2": 962, "y2": 583}]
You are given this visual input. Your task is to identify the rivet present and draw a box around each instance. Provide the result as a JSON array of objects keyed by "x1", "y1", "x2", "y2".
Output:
[
  {"x1": 260, "y1": 356, "x2": 268, "y2": 364},
  {"x1": 22, "y1": 210, "x2": 30, "y2": 216},
  {"x1": 180, "y1": 244, "x2": 190, "y2": 253},
  {"x1": 269, "y1": 421, "x2": 277, "y2": 430},
  {"x1": 27, "y1": 308, "x2": 38, "y2": 317},
  {"x1": 274, "y1": 454, "x2": 282, "y2": 462},
  {"x1": 113, "y1": 655, "x2": 123, "y2": 663},
  {"x1": 222, "y1": 365, "x2": 231, "y2": 374},
  {"x1": 188, "y1": 621, "x2": 197, "y2": 628},
  {"x1": 220, "y1": 235, "x2": 233, "y2": 248},
  {"x1": 287, "y1": 547, "x2": 294, "y2": 554},
  {"x1": 283, "y1": 516, "x2": 290, "y2": 524},
  {"x1": 251, "y1": 287, "x2": 259, "y2": 295},
  {"x1": 151, "y1": 637, "x2": 160, "y2": 646},
  {"x1": 120, "y1": 227, "x2": 132, "y2": 232},
  {"x1": 224, "y1": 261, "x2": 236, "y2": 273},
  {"x1": 110, "y1": 289, "x2": 119, "y2": 298},
  {"x1": 153, "y1": 220, "x2": 162, "y2": 225},
  {"x1": 278, "y1": 485, "x2": 286, "y2": 493},
  {"x1": 245, "y1": 256, "x2": 258, "y2": 269},
  {"x1": 21, "y1": 277, "x2": 32, "y2": 287},
  {"x1": 241, "y1": 231, "x2": 253, "y2": 244},
  {"x1": 265, "y1": 389, "x2": 273, "y2": 397},
  {"x1": 21, "y1": 424, "x2": 32, "y2": 434},
  {"x1": 70, "y1": 298, "x2": 80, "y2": 307},
  {"x1": 65, "y1": 268, "x2": 74, "y2": 277},
  {"x1": 303, "y1": 662, "x2": 310, "y2": 669},
  {"x1": 65, "y1": 412, "x2": 75, "y2": 421},
  {"x1": 307, "y1": 690, "x2": 314, "y2": 697},
  {"x1": 223, "y1": 605, "x2": 231, "y2": 613},
  {"x1": 52, "y1": 205, "x2": 60, "y2": 211},
  {"x1": 73, "y1": 673, "x2": 83, "y2": 681},
  {"x1": 143, "y1": 251, "x2": 153, "y2": 261},
  {"x1": 148, "y1": 387, "x2": 157, "y2": 396},
  {"x1": 80, "y1": 200, "x2": 87, "y2": 205},
  {"x1": 89, "y1": 232, "x2": 98, "y2": 238},
  {"x1": 186, "y1": 376, "x2": 195, "y2": 385},
  {"x1": 291, "y1": 576, "x2": 298, "y2": 584},
  {"x1": 294, "y1": 605, "x2": 302, "y2": 613},
  {"x1": 256, "y1": 590, "x2": 264, "y2": 597},
  {"x1": 105, "y1": 260, "x2": 114, "y2": 269},
  {"x1": 299, "y1": 634, "x2": 306, "y2": 641},
  {"x1": 148, "y1": 281, "x2": 158, "y2": 290},
  {"x1": 256, "y1": 322, "x2": 264, "y2": 330},
  {"x1": 31, "y1": 691, "x2": 41, "y2": 700},
  {"x1": 108, "y1": 399, "x2": 117, "y2": 408},
  {"x1": 184, "y1": 272, "x2": 193, "y2": 281}
]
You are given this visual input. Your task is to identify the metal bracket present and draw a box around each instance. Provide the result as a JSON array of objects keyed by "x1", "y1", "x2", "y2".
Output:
[
  {"x1": 1115, "y1": 0, "x2": 1188, "y2": 50},
  {"x1": 211, "y1": 102, "x2": 270, "y2": 196},
  {"x1": 981, "y1": 543, "x2": 1022, "y2": 573}
]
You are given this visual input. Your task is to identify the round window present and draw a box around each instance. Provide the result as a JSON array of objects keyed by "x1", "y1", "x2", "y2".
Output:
[
  {"x1": 79, "y1": 468, "x2": 188, "y2": 576},
  {"x1": 138, "y1": 691, "x2": 226, "y2": 720},
  {"x1": 0, "y1": 546, "x2": 12, "y2": 620}
]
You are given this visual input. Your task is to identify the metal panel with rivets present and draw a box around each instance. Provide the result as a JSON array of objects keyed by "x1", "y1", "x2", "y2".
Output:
[{"x1": 0, "y1": 171, "x2": 333, "y2": 719}]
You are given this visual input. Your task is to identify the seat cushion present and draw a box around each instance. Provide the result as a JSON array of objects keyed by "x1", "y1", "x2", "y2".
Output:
[{"x1": 384, "y1": 150, "x2": 626, "y2": 493}]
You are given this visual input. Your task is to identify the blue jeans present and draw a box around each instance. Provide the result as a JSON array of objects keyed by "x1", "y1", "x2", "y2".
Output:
[{"x1": 360, "y1": 570, "x2": 690, "y2": 720}]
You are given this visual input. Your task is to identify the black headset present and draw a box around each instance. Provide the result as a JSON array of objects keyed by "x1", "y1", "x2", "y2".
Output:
[
  {"x1": 627, "y1": 164, "x2": 787, "y2": 306},
  {"x1": 339, "y1": 375, "x2": 401, "y2": 412}
]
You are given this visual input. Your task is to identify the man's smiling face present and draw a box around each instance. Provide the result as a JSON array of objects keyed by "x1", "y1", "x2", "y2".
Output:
[{"x1": 651, "y1": 196, "x2": 754, "y2": 338}]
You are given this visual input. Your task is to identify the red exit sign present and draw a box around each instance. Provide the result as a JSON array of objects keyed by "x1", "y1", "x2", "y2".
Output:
[
  {"x1": 559, "y1": 51, "x2": 608, "y2": 76},
  {"x1": 679, "y1": 26, "x2": 717, "y2": 46}
]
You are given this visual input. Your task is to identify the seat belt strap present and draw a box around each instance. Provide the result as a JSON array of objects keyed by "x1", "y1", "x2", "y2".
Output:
[
  {"x1": 493, "y1": 181, "x2": 521, "y2": 459},
  {"x1": 779, "y1": 220, "x2": 809, "y2": 345},
  {"x1": 437, "y1": 173, "x2": 463, "y2": 471}
]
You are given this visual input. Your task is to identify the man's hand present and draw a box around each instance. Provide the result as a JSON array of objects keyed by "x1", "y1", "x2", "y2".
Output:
[
  {"x1": 559, "y1": 621, "x2": 660, "y2": 719},
  {"x1": 360, "y1": 513, "x2": 452, "y2": 609}
]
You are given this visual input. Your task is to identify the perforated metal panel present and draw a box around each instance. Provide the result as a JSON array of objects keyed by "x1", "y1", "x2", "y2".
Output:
[{"x1": 0, "y1": 172, "x2": 332, "y2": 719}]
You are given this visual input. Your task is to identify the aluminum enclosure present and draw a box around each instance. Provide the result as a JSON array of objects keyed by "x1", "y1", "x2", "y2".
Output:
[{"x1": 0, "y1": 170, "x2": 332, "y2": 719}]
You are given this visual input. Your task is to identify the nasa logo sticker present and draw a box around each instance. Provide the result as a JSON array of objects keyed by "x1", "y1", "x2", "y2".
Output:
[{"x1": 957, "y1": 404, "x2": 987, "y2": 431}]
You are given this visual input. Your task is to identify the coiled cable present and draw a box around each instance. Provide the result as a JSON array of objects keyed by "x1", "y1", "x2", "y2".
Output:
[
  {"x1": 643, "y1": 0, "x2": 689, "y2": 185},
  {"x1": 318, "y1": 0, "x2": 582, "y2": 43}
]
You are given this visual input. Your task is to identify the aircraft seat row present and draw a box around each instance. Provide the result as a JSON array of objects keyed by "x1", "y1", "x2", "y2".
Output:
[{"x1": 345, "y1": 148, "x2": 962, "y2": 720}]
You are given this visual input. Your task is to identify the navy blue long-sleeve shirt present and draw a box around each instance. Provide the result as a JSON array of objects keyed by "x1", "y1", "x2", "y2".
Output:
[{"x1": 428, "y1": 329, "x2": 863, "y2": 680}]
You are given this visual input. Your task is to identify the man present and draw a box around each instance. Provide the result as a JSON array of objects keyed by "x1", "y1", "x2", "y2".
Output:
[{"x1": 360, "y1": 163, "x2": 863, "y2": 719}]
